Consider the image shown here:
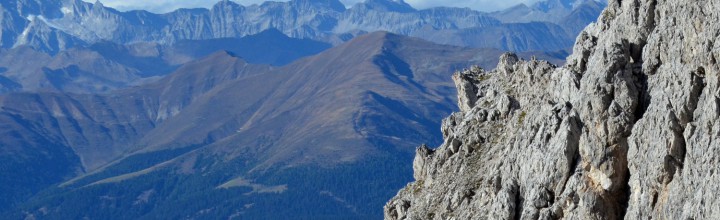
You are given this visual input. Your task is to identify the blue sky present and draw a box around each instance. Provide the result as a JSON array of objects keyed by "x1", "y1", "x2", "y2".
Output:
[{"x1": 85, "y1": 0, "x2": 544, "y2": 14}]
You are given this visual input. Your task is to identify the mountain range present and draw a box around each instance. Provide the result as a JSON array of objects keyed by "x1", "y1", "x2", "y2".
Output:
[
  {"x1": 0, "y1": 0, "x2": 603, "y2": 219},
  {"x1": 2, "y1": 31, "x2": 565, "y2": 219},
  {"x1": 0, "y1": 28, "x2": 330, "y2": 94},
  {"x1": 0, "y1": 0, "x2": 605, "y2": 95},
  {"x1": 0, "y1": 0, "x2": 604, "y2": 54}
]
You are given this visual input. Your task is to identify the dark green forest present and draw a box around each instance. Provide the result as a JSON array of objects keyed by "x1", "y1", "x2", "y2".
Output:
[{"x1": 7, "y1": 148, "x2": 413, "y2": 219}]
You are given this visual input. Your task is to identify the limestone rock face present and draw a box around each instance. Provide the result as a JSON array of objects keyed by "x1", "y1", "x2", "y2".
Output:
[{"x1": 385, "y1": 0, "x2": 720, "y2": 219}]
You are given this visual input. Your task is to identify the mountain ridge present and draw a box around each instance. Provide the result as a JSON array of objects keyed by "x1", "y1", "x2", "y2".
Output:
[
  {"x1": 0, "y1": 0, "x2": 604, "y2": 53},
  {"x1": 0, "y1": 29, "x2": 330, "y2": 94}
]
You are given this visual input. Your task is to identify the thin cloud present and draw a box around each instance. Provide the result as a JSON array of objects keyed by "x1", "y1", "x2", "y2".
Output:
[{"x1": 86, "y1": 0, "x2": 544, "y2": 13}]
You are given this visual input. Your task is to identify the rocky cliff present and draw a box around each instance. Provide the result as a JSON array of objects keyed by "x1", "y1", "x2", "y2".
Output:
[{"x1": 386, "y1": 0, "x2": 720, "y2": 219}]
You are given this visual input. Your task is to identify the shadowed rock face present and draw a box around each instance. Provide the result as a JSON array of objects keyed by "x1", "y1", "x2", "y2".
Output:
[{"x1": 386, "y1": 0, "x2": 720, "y2": 219}]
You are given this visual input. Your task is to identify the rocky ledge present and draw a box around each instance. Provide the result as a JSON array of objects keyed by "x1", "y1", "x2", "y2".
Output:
[{"x1": 386, "y1": 0, "x2": 720, "y2": 219}]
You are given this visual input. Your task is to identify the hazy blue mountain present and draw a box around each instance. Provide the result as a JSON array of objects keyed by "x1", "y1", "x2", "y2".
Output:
[
  {"x1": 357, "y1": 0, "x2": 416, "y2": 12},
  {"x1": 0, "y1": 32, "x2": 566, "y2": 218},
  {"x1": 0, "y1": 29, "x2": 330, "y2": 94},
  {"x1": 0, "y1": 50, "x2": 272, "y2": 212},
  {"x1": 557, "y1": 0, "x2": 606, "y2": 35},
  {"x1": 0, "y1": 0, "x2": 602, "y2": 53},
  {"x1": 490, "y1": 0, "x2": 604, "y2": 24},
  {"x1": 165, "y1": 28, "x2": 331, "y2": 66}
]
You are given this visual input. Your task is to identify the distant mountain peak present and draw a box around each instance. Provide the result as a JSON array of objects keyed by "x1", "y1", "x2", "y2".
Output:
[
  {"x1": 337, "y1": 31, "x2": 437, "y2": 58},
  {"x1": 359, "y1": 0, "x2": 416, "y2": 13},
  {"x1": 348, "y1": 31, "x2": 395, "y2": 46},
  {"x1": 219, "y1": 49, "x2": 238, "y2": 58},
  {"x1": 289, "y1": 0, "x2": 346, "y2": 12},
  {"x1": 491, "y1": 0, "x2": 604, "y2": 25},
  {"x1": 532, "y1": 0, "x2": 599, "y2": 11},
  {"x1": 211, "y1": 0, "x2": 243, "y2": 10},
  {"x1": 203, "y1": 49, "x2": 245, "y2": 62},
  {"x1": 252, "y1": 28, "x2": 288, "y2": 38},
  {"x1": 531, "y1": 0, "x2": 573, "y2": 11},
  {"x1": 1, "y1": 0, "x2": 599, "y2": 54}
]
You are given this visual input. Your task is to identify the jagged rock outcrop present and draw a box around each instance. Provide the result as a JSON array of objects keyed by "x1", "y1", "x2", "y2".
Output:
[{"x1": 386, "y1": 0, "x2": 720, "y2": 219}]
